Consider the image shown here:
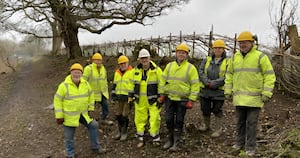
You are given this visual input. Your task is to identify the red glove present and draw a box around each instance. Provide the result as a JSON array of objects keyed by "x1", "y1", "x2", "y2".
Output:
[
  {"x1": 56, "y1": 118, "x2": 64, "y2": 125},
  {"x1": 158, "y1": 95, "x2": 166, "y2": 103},
  {"x1": 207, "y1": 82, "x2": 212, "y2": 89},
  {"x1": 186, "y1": 101, "x2": 193, "y2": 109}
]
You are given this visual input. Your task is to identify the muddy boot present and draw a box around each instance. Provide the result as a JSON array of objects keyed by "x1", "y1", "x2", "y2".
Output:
[
  {"x1": 169, "y1": 129, "x2": 181, "y2": 152},
  {"x1": 114, "y1": 115, "x2": 122, "y2": 140},
  {"x1": 199, "y1": 116, "x2": 210, "y2": 132},
  {"x1": 163, "y1": 130, "x2": 173, "y2": 150},
  {"x1": 120, "y1": 116, "x2": 129, "y2": 141},
  {"x1": 211, "y1": 116, "x2": 222, "y2": 138},
  {"x1": 136, "y1": 135, "x2": 145, "y2": 148}
]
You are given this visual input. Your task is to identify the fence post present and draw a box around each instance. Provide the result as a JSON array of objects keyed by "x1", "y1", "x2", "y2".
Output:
[
  {"x1": 169, "y1": 33, "x2": 172, "y2": 57},
  {"x1": 180, "y1": 30, "x2": 182, "y2": 43},
  {"x1": 192, "y1": 32, "x2": 196, "y2": 58}
]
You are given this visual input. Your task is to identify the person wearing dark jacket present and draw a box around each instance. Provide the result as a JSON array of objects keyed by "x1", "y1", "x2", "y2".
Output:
[{"x1": 198, "y1": 39, "x2": 228, "y2": 138}]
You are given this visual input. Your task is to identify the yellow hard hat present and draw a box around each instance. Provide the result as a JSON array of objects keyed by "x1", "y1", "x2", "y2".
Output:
[
  {"x1": 176, "y1": 43, "x2": 190, "y2": 53},
  {"x1": 92, "y1": 53, "x2": 102, "y2": 60},
  {"x1": 237, "y1": 31, "x2": 254, "y2": 42},
  {"x1": 70, "y1": 63, "x2": 83, "y2": 72},
  {"x1": 212, "y1": 39, "x2": 226, "y2": 48},
  {"x1": 118, "y1": 55, "x2": 129, "y2": 64}
]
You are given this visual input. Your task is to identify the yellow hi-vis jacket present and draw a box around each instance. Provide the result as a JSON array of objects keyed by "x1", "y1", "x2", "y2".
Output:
[
  {"x1": 54, "y1": 75, "x2": 95, "y2": 127},
  {"x1": 162, "y1": 60, "x2": 200, "y2": 101},
  {"x1": 128, "y1": 61, "x2": 163, "y2": 105},
  {"x1": 83, "y1": 63, "x2": 109, "y2": 101},
  {"x1": 112, "y1": 65, "x2": 134, "y2": 96},
  {"x1": 224, "y1": 45, "x2": 276, "y2": 108}
]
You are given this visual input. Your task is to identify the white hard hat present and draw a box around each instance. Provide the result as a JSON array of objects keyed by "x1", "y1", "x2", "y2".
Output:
[{"x1": 138, "y1": 49, "x2": 150, "y2": 58}]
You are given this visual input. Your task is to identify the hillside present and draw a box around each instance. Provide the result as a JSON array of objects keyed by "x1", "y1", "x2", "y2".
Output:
[{"x1": 0, "y1": 55, "x2": 299, "y2": 158}]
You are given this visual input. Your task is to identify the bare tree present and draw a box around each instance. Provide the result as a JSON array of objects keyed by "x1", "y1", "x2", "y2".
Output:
[
  {"x1": 1, "y1": 0, "x2": 190, "y2": 59},
  {"x1": 269, "y1": 0, "x2": 299, "y2": 52}
]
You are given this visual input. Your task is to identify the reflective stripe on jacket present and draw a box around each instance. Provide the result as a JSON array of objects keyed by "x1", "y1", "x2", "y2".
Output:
[
  {"x1": 112, "y1": 66, "x2": 134, "y2": 96},
  {"x1": 129, "y1": 61, "x2": 163, "y2": 105},
  {"x1": 83, "y1": 63, "x2": 109, "y2": 101},
  {"x1": 54, "y1": 75, "x2": 95, "y2": 127},
  {"x1": 162, "y1": 60, "x2": 200, "y2": 101},
  {"x1": 225, "y1": 45, "x2": 276, "y2": 107}
]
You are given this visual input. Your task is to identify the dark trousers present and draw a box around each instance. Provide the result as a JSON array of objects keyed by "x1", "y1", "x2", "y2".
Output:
[
  {"x1": 236, "y1": 106, "x2": 260, "y2": 151},
  {"x1": 165, "y1": 99, "x2": 187, "y2": 132},
  {"x1": 200, "y1": 97, "x2": 224, "y2": 117},
  {"x1": 95, "y1": 95, "x2": 109, "y2": 120}
]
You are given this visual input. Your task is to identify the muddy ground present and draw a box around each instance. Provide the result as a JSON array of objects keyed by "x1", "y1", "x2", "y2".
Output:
[{"x1": 0, "y1": 55, "x2": 299, "y2": 158}]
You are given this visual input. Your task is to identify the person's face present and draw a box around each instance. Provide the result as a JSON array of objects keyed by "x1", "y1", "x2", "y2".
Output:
[
  {"x1": 93, "y1": 59, "x2": 102, "y2": 67},
  {"x1": 139, "y1": 57, "x2": 150, "y2": 67},
  {"x1": 71, "y1": 70, "x2": 82, "y2": 83},
  {"x1": 213, "y1": 47, "x2": 224, "y2": 57},
  {"x1": 119, "y1": 62, "x2": 129, "y2": 71},
  {"x1": 176, "y1": 50, "x2": 188, "y2": 62},
  {"x1": 238, "y1": 41, "x2": 253, "y2": 53}
]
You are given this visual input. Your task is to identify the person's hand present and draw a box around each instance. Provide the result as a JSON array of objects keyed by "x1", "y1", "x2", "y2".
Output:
[
  {"x1": 56, "y1": 118, "x2": 64, "y2": 125},
  {"x1": 128, "y1": 97, "x2": 133, "y2": 103},
  {"x1": 157, "y1": 95, "x2": 166, "y2": 104},
  {"x1": 186, "y1": 101, "x2": 193, "y2": 109},
  {"x1": 207, "y1": 82, "x2": 212, "y2": 89},
  {"x1": 262, "y1": 95, "x2": 270, "y2": 102}
]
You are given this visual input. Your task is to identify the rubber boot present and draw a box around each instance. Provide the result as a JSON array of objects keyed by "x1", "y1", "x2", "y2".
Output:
[
  {"x1": 120, "y1": 116, "x2": 129, "y2": 141},
  {"x1": 163, "y1": 130, "x2": 173, "y2": 150},
  {"x1": 169, "y1": 129, "x2": 181, "y2": 152},
  {"x1": 199, "y1": 116, "x2": 210, "y2": 132},
  {"x1": 114, "y1": 115, "x2": 122, "y2": 140},
  {"x1": 211, "y1": 116, "x2": 222, "y2": 138}
]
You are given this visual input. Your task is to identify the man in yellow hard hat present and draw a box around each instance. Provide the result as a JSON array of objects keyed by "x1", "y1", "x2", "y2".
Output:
[
  {"x1": 111, "y1": 55, "x2": 133, "y2": 141},
  {"x1": 128, "y1": 49, "x2": 163, "y2": 148},
  {"x1": 198, "y1": 39, "x2": 228, "y2": 138},
  {"x1": 54, "y1": 63, "x2": 106, "y2": 157},
  {"x1": 225, "y1": 31, "x2": 276, "y2": 156},
  {"x1": 160, "y1": 43, "x2": 200, "y2": 151},
  {"x1": 83, "y1": 52, "x2": 113, "y2": 125}
]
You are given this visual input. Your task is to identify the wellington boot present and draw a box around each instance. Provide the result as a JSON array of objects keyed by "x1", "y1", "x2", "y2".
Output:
[
  {"x1": 114, "y1": 115, "x2": 122, "y2": 140},
  {"x1": 199, "y1": 116, "x2": 210, "y2": 132},
  {"x1": 120, "y1": 116, "x2": 129, "y2": 141},
  {"x1": 211, "y1": 117, "x2": 222, "y2": 138},
  {"x1": 163, "y1": 131, "x2": 173, "y2": 150},
  {"x1": 169, "y1": 129, "x2": 181, "y2": 152}
]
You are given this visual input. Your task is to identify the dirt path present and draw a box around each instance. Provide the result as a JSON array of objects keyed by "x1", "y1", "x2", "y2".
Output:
[{"x1": 0, "y1": 55, "x2": 299, "y2": 158}]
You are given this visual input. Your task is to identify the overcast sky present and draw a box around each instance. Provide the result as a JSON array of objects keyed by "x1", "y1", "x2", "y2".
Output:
[{"x1": 78, "y1": 0, "x2": 300, "y2": 46}]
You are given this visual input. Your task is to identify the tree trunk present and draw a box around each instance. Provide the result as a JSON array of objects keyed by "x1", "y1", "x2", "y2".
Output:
[
  {"x1": 51, "y1": 20, "x2": 63, "y2": 56},
  {"x1": 61, "y1": 19, "x2": 82, "y2": 59},
  {"x1": 287, "y1": 25, "x2": 300, "y2": 56}
]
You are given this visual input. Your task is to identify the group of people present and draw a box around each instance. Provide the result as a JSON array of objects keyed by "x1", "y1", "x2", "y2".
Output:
[{"x1": 53, "y1": 31, "x2": 276, "y2": 158}]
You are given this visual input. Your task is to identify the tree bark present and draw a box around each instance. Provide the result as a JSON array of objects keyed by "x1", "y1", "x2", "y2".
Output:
[{"x1": 51, "y1": 20, "x2": 63, "y2": 56}]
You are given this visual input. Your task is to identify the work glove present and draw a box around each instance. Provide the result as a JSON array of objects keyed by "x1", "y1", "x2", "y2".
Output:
[
  {"x1": 261, "y1": 95, "x2": 270, "y2": 102},
  {"x1": 128, "y1": 97, "x2": 134, "y2": 109},
  {"x1": 225, "y1": 94, "x2": 232, "y2": 100},
  {"x1": 56, "y1": 118, "x2": 64, "y2": 125},
  {"x1": 157, "y1": 95, "x2": 166, "y2": 104},
  {"x1": 207, "y1": 82, "x2": 212, "y2": 89},
  {"x1": 186, "y1": 101, "x2": 193, "y2": 109}
]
